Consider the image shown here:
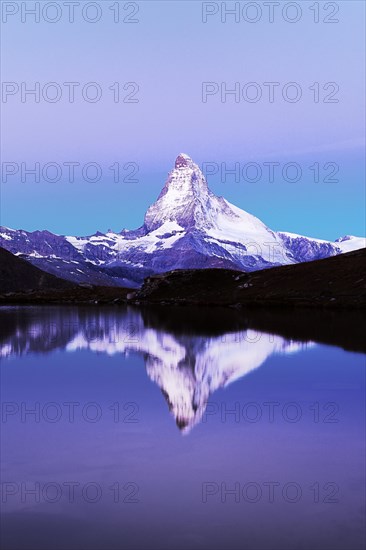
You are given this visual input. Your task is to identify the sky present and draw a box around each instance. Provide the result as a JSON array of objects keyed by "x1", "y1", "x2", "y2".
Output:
[{"x1": 1, "y1": 0, "x2": 365, "y2": 240}]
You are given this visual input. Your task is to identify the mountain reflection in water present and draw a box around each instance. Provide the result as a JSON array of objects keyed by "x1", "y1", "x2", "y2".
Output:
[
  {"x1": 1, "y1": 305, "x2": 365, "y2": 550},
  {"x1": 1, "y1": 305, "x2": 362, "y2": 432}
]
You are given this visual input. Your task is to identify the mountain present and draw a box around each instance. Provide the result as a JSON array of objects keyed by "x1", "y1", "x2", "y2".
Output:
[
  {"x1": 2, "y1": 248, "x2": 364, "y2": 310},
  {"x1": 0, "y1": 246, "x2": 73, "y2": 293},
  {"x1": 133, "y1": 248, "x2": 366, "y2": 309},
  {"x1": 0, "y1": 228, "x2": 135, "y2": 288},
  {"x1": 0, "y1": 154, "x2": 364, "y2": 287}
]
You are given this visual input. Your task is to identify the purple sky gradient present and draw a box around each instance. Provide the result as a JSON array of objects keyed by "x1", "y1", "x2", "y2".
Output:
[{"x1": 1, "y1": 1, "x2": 365, "y2": 239}]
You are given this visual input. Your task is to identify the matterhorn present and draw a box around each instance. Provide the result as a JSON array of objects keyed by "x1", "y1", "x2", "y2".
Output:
[{"x1": 0, "y1": 154, "x2": 364, "y2": 287}]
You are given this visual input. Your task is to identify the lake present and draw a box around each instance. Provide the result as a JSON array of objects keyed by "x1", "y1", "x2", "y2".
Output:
[{"x1": 0, "y1": 305, "x2": 365, "y2": 550}]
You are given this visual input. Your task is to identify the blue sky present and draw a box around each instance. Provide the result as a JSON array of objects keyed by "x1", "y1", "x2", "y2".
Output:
[{"x1": 1, "y1": 0, "x2": 365, "y2": 240}]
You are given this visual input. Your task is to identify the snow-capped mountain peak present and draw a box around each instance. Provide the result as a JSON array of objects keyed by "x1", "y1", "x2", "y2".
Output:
[
  {"x1": 144, "y1": 153, "x2": 221, "y2": 231},
  {"x1": 0, "y1": 153, "x2": 365, "y2": 287},
  {"x1": 174, "y1": 153, "x2": 197, "y2": 169},
  {"x1": 144, "y1": 153, "x2": 273, "y2": 247}
]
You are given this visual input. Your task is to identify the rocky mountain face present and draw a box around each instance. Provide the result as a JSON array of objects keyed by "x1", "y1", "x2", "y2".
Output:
[{"x1": 0, "y1": 154, "x2": 364, "y2": 287}]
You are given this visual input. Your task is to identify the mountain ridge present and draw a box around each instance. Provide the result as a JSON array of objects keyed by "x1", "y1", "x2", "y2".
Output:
[
  {"x1": 0, "y1": 246, "x2": 73, "y2": 293},
  {"x1": 1, "y1": 154, "x2": 364, "y2": 287}
]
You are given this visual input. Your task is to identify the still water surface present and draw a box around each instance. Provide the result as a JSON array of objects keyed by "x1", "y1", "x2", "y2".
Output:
[{"x1": 0, "y1": 306, "x2": 365, "y2": 550}]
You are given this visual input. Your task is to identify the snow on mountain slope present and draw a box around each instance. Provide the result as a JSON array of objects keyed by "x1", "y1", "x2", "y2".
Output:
[
  {"x1": 143, "y1": 153, "x2": 291, "y2": 265},
  {"x1": 0, "y1": 153, "x2": 364, "y2": 287},
  {"x1": 335, "y1": 235, "x2": 366, "y2": 253},
  {"x1": 278, "y1": 232, "x2": 366, "y2": 263}
]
